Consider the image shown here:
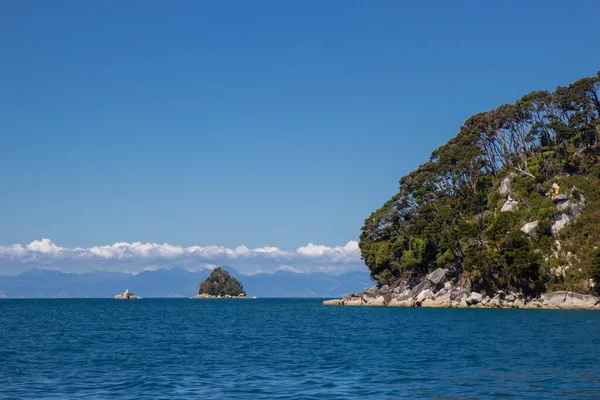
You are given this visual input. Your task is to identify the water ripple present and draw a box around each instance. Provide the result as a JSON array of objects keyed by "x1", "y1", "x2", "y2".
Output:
[{"x1": 1, "y1": 299, "x2": 600, "y2": 399}]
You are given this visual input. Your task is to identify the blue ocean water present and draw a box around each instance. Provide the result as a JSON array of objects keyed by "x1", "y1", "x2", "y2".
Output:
[{"x1": 1, "y1": 299, "x2": 599, "y2": 399}]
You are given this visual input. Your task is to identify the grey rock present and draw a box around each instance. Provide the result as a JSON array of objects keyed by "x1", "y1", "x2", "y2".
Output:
[
  {"x1": 364, "y1": 295, "x2": 387, "y2": 306},
  {"x1": 426, "y1": 268, "x2": 448, "y2": 286},
  {"x1": 513, "y1": 298, "x2": 525, "y2": 308},
  {"x1": 488, "y1": 294, "x2": 503, "y2": 308},
  {"x1": 500, "y1": 199, "x2": 518, "y2": 212},
  {"x1": 552, "y1": 214, "x2": 572, "y2": 236},
  {"x1": 520, "y1": 221, "x2": 539, "y2": 235},
  {"x1": 412, "y1": 279, "x2": 434, "y2": 297},
  {"x1": 379, "y1": 285, "x2": 390, "y2": 294},
  {"x1": 559, "y1": 292, "x2": 599, "y2": 309},
  {"x1": 466, "y1": 292, "x2": 483, "y2": 305},
  {"x1": 504, "y1": 294, "x2": 516, "y2": 302},
  {"x1": 434, "y1": 288, "x2": 449, "y2": 299},
  {"x1": 552, "y1": 193, "x2": 569, "y2": 202},
  {"x1": 388, "y1": 297, "x2": 415, "y2": 307},
  {"x1": 343, "y1": 297, "x2": 365, "y2": 306},
  {"x1": 499, "y1": 174, "x2": 514, "y2": 199},
  {"x1": 450, "y1": 289, "x2": 468, "y2": 302},
  {"x1": 543, "y1": 291, "x2": 568, "y2": 307},
  {"x1": 394, "y1": 289, "x2": 413, "y2": 301},
  {"x1": 415, "y1": 289, "x2": 435, "y2": 304}
]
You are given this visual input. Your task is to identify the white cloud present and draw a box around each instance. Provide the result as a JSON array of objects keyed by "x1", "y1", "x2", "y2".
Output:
[{"x1": 0, "y1": 238, "x2": 365, "y2": 275}]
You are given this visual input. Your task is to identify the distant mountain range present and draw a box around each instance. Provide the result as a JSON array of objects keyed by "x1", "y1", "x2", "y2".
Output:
[{"x1": 0, "y1": 267, "x2": 372, "y2": 298}]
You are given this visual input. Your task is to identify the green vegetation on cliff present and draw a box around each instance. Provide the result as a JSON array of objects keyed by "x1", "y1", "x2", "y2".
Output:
[
  {"x1": 360, "y1": 72, "x2": 600, "y2": 295},
  {"x1": 199, "y1": 267, "x2": 246, "y2": 296}
]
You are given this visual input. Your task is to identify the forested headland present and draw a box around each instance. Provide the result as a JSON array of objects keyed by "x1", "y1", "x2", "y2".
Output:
[{"x1": 359, "y1": 72, "x2": 600, "y2": 295}]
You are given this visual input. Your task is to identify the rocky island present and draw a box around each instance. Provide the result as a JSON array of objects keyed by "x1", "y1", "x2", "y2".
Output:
[
  {"x1": 114, "y1": 289, "x2": 140, "y2": 299},
  {"x1": 326, "y1": 72, "x2": 600, "y2": 310},
  {"x1": 191, "y1": 267, "x2": 254, "y2": 299}
]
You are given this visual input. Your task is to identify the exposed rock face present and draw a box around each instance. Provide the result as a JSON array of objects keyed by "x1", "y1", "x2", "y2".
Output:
[
  {"x1": 114, "y1": 289, "x2": 140, "y2": 299},
  {"x1": 520, "y1": 221, "x2": 539, "y2": 235},
  {"x1": 500, "y1": 198, "x2": 519, "y2": 212},
  {"x1": 499, "y1": 174, "x2": 514, "y2": 199},
  {"x1": 552, "y1": 214, "x2": 572, "y2": 236},
  {"x1": 551, "y1": 186, "x2": 586, "y2": 236}
]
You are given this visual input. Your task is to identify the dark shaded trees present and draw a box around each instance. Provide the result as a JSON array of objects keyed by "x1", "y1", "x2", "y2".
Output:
[{"x1": 199, "y1": 267, "x2": 246, "y2": 296}]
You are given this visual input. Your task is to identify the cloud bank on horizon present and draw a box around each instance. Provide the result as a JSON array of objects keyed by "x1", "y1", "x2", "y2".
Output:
[{"x1": 0, "y1": 239, "x2": 365, "y2": 276}]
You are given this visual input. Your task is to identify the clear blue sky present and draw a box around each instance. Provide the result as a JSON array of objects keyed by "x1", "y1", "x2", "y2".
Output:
[{"x1": 1, "y1": 1, "x2": 599, "y2": 249}]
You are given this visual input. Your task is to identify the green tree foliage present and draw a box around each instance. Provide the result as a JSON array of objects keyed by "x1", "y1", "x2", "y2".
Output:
[
  {"x1": 360, "y1": 71, "x2": 600, "y2": 295},
  {"x1": 199, "y1": 267, "x2": 246, "y2": 296}
]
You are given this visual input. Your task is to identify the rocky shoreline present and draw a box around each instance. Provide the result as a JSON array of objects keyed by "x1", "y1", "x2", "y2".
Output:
[
  {"x1": 190, "y1": 293, "x2": 256, "y2": 299},
  {"x1": 323, "y1": 268, "x2": 600, "y2": 310}
]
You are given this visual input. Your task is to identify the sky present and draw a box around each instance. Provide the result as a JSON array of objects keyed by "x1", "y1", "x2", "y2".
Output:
[{"x1": 1, "y1": 1, "x2": 599, "y2": 275}]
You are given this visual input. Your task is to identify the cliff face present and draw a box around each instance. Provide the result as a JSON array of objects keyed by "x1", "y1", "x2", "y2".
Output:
[
  {"x1": 359, "y1": 72, "x2": 600, "y2": 296},
  {"x1": 198, "y1": 267, "x2": 247, "y2": 297}
]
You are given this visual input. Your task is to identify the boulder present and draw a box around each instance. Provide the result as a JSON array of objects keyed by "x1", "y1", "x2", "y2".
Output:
[
  {"x1": 415, "y1": 289, "x2": 435, "y2": 305},
  {"x1": 434, "y1": 288, "x2": 448, "y2": 299},
  {"x1": 394, "y1": 289, "x2": 413, "y2": 301},
  {"x1": 513, "y1": 298, "x2": 525, "y2": 308},
  {"x1": 523, "y1": 300, "x2": 542, "y2": 309},
  {"x1": 504, "y1": 293, "x2": 516, "y2": 302},
  {"x1": 450, "y1": 289, "x2": 469, "y2": 302},
  {"x1": 379, "y1": 284, "x2": 390, "y2": 294},
  {"x1": 558, "y1": 292, "x2": 599, "y2": 309},
  {"x1": 421, "y1": 295, "x2": 452, "y2": 308},
  {"x1": 323, "y1": 299, "x2": 342, "y2": 306},
  {"x1": 488, "y1": 294, "x2": 503, "y2": 308},
  {"x1": 466, "y1": 292, "x2": 482, "y2": 305},
  {"x1": 543, "y1": 291, "x2": 567, "y2": 307},
  {"x1": 501, "y1": 199, "x2": 519, "y2": 212},
  {"x1": 520, "y1": 221, "x2": 539, "y2": 236},
  {"x1": 364, "y1": 296, "x2": 387, "y2": 306},
  {"x1": 388, "y1": 298, "x2": 415, "y2": 307},
  {"x1": 457, "y1": 299, "x2": 469, "y2": 308},
  {"x1": 343, "y1": 297, "x2": 365, "y2": 306},
  {"x1": 412, "y1": 279, "x2": 434, "y2": 297},
  {"x1": 426, "y1": 268, "x2": 448, "y2": 286}
]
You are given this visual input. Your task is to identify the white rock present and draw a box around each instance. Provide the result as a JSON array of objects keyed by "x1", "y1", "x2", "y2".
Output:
[
  {"x1": 551, "y1": 214, "x2": 571, "y2": 236},
  {"x1": 520, "y1": 221, "x2": 539, "y2": 235},
  {"x1": 501, "y1": 199, "x2": 519, "y2": 212},
  {"x1": 499, "y1": 174, "x2": 514, "y2": 198},
  {"x1": 415, "y1": 289, "x2": 435, "y2": 304}
]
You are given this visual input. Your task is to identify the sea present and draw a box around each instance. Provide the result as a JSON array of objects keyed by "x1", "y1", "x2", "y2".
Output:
[{"x1": 1, "y1": 298, "x2": 599, "y2": 399}]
